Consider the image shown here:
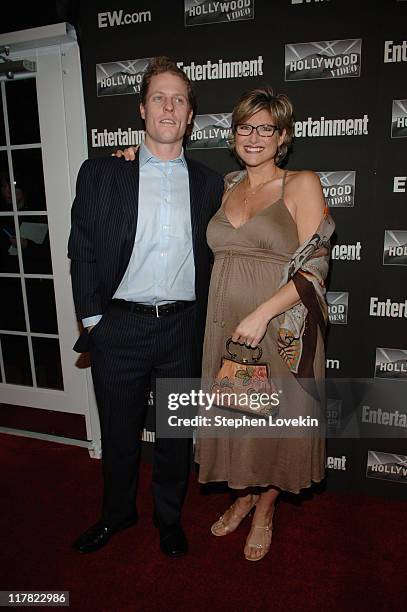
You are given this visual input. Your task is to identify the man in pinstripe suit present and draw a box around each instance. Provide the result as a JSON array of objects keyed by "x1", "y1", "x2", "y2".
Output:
[{"x1": 68, "y1": 57, "x2": 223, "y2": 557}]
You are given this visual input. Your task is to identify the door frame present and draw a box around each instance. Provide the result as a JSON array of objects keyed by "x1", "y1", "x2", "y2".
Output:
[{"x1": 0, "y1": 24, "x2": 101, "y2": 457}]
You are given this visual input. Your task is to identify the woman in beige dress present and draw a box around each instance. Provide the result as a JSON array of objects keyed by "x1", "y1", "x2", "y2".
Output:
[{"x1": 195, "y1": 86, "x2": 333, "y2": 561}]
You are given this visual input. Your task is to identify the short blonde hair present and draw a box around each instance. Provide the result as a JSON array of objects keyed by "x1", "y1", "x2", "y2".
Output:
[
  {"x1": 230, "y1": 87, "x2": 294, "y2": 166},
  {"x1": 140, "y1": 56, "x2": 196, "y2": 114}
]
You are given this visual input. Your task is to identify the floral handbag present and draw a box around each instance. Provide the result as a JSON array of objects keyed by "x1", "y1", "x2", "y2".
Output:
[{"x1": 210, "y1": 339, "x2": 279, "y2": 417}]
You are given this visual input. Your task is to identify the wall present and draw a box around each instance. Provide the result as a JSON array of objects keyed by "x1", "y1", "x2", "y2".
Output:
[{"x1": 76, "y1": 0, "x2": 407, "y2": 498}]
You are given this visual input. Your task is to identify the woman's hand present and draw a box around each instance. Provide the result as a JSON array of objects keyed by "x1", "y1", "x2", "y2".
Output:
[
  {"x1": 112, "y1": 145, "x2": 138, "y2": 160},
  {"x1": 231, "y1": 306, "x2": 270, "y2": 348}
]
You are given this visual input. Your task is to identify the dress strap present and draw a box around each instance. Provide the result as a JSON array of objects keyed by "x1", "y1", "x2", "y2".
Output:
[{"x1": 281, "y1": 170, "x2": 288, "y2": 199}]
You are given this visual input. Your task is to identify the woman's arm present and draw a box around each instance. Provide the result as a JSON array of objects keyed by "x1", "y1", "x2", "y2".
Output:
[{"x1": 232, "y1": 171, "x2": 326, "y2": 347}]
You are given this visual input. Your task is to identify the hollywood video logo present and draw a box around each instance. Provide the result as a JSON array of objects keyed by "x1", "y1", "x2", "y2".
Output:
[
  {"x1": 96, "y1": 58, "x2": 150, "y2": 97},
  {"x1": 366, "y1": 450, "x2": 407, "y2": 484},
  {"x1": 187, "y1": 113, "x2": 232, "y2": 149},
  {"x1": 391, "y1": 99, "x2": 407, "y2": 138},
  {"x1": 184, "y1": 0, "x2": 254, "y2": 27},
  {"x1": 327, "y1": 398, "x2": 342, "y2": 436},
  {"x1": 327, "y1": 292, "x2": 348, "y2": 324},
  {"x1": 285, "y1": 39, "x2": 362, "y2": 81},
  {"x1": 375, "y1": 348, "x2": 407, "y2": 379},
  {"x1": 317, "y1": 171, "x2": 356, "y2": 207},
  {"x1": 383, "y1": 230, "x2": 407, "y2": 266}
]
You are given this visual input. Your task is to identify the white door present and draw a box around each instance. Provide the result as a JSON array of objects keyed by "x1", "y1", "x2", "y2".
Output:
[{"x1": 0, "y1": 24, "x2": 101, "y2": 455}]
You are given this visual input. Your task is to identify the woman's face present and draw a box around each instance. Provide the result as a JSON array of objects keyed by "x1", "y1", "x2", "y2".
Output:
[{"x1": 234, "y1": 109, "x2": 285, "y2": 169}]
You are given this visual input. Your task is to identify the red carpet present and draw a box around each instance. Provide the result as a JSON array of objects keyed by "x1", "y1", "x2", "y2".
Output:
[{"x1": 1, "y1": 433, "x2": 406, "y2": 611}]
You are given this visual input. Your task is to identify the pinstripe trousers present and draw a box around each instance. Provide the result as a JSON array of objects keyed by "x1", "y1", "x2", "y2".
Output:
[{"x1": 89, "y1": 301, "x2": 199, "y2": 529}]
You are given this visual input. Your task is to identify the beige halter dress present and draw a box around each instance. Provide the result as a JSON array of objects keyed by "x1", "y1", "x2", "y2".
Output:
[{"x1": 195, "y1": 171, "x2": 326, "y2": 493}]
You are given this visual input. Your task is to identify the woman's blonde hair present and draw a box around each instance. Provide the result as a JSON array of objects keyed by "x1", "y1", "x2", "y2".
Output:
[{"x1": 230, "y1": 87, "x2": 294, "y2": 166}]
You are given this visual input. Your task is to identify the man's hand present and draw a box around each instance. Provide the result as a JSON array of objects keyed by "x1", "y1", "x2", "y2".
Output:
[{"x1": 112, "y1": 146, "x2": 138, "y2": 161}]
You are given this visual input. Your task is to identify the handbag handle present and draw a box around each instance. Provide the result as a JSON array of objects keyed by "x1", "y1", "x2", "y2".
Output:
[{"x1": 226, "y1": 338, "x2": 263, "y2": 363}]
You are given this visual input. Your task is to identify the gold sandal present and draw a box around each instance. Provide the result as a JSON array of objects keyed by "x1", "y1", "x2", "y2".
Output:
[
  {"x1": 211, "y1": 495, "x2": 259, "y2": 537},
  {"x1": 244, "y1": 508, "x2": 275, "y2": 561}
]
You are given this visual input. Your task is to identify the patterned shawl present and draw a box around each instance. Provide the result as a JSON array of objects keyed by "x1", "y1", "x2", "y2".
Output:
[{"x1": 277, "y1": 205, "x2": 335, "y2": 395}]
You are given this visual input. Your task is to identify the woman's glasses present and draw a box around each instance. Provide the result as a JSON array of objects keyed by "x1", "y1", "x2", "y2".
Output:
[{"x1": 235, "y1": 123, "x2": 280, "y2": 137}]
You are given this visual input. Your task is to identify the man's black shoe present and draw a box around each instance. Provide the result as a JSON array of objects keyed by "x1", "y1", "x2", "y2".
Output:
[
  {"x1": 158, "y1": 524, "x2": 188, "y2": 558},
  {"x1": 72, "y1": 516, "x2": 138, "y2": 553}
]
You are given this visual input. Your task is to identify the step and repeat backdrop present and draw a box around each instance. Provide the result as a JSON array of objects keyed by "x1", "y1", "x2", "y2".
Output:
[{"x1": 76, "y1": 0, "x2": 407, "y2": 499}]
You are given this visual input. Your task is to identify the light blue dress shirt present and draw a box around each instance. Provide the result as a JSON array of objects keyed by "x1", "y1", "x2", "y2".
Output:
[{"x1": 83, "y1": 142, "x2": 195, "y2": 327}]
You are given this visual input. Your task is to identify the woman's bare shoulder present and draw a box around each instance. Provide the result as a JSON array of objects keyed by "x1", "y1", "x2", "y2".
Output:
[
  {"x1": 285, "y1": 169, "x2": 320, "y2": 188},
  {"x1": 284, "y1": 169, "x2": 325, "y2": 224}
]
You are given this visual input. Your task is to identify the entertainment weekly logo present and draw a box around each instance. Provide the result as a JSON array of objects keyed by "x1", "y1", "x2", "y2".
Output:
[
  {"x1": 184, "y1": 0, "x2": 254, "y2": 26},
  {"x1": 96, "y1": 58, "x2": 150, "y2": 97},
  {"x1": 393, "y1": 176, "x2": 407, "y2": 192},
  {"x1": 97, "y1": 9, "x2": 152, "y2": 28},
  {"x1": 327, "y1": 292, "x2": 348, "y2": 324},
  {"x1": 90, "y1": 127, "x2": 145, "y2": 149},
  {"x1": 96, "y1": 56, "x2": 264, "y2": 97},
  {"x1": 384, "y1": 40, "x2": 407, "y2": 63},
  {"x1": 375, "y1": 348, "x2": 407, "y2": 379},
  {"x1": 369, "y1": 297, "x2": 407, "y2": 319},
  {"x1": 331, "y1": 242, "x2": 361, "y2": 261},
  {"x1": 362, "y1": 406, "x2": 407, "y2": 432},
  {"x1": 383, "y1": 230, "x2": 407, "y2": 266},
  {"x1": 317, "y1": 171, "x2": 356, "y2": 207},
  {"x1": 285, "y1": 39, "x2": 362, "y2": 81},
  {"x1": 178, "y1": 56, "x2": 263, "y2": 81},
  {"x1": 391, "y1": 100, "x2": 407, "y2": 138},
  {"x1": 141, "y1": 429, "x2": 155, "y2": 443},
  {"x1": 294, "y1": 115, "x2": 369, "y2": 137},
  {"x1": 366, "y1": 450, "x2": 407, "y2": 484},
  {"x1": 326, "y1": 455, "x2": 347, "y2": 471},
  {"x1": 187, "y1": 113, "x2": 232, "y2": 149}
]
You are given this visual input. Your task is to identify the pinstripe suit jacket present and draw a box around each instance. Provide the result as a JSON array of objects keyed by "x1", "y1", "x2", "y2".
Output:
[{"x1": 68, "y1": 153, "x2": 224, "y2": 353}]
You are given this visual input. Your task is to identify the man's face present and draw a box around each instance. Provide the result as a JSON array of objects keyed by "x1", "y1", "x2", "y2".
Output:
[
  {"x1": 1, "y1": 179, "x2": 12, "y2": 204},
  {"x1": 140, "y1": 72, "x2": 193, "y2": 148}
]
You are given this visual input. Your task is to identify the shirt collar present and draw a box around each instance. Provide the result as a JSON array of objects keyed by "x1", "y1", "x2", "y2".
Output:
[{"x1": 139, "y1": 142, "x2": 186, "y2": 167}]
